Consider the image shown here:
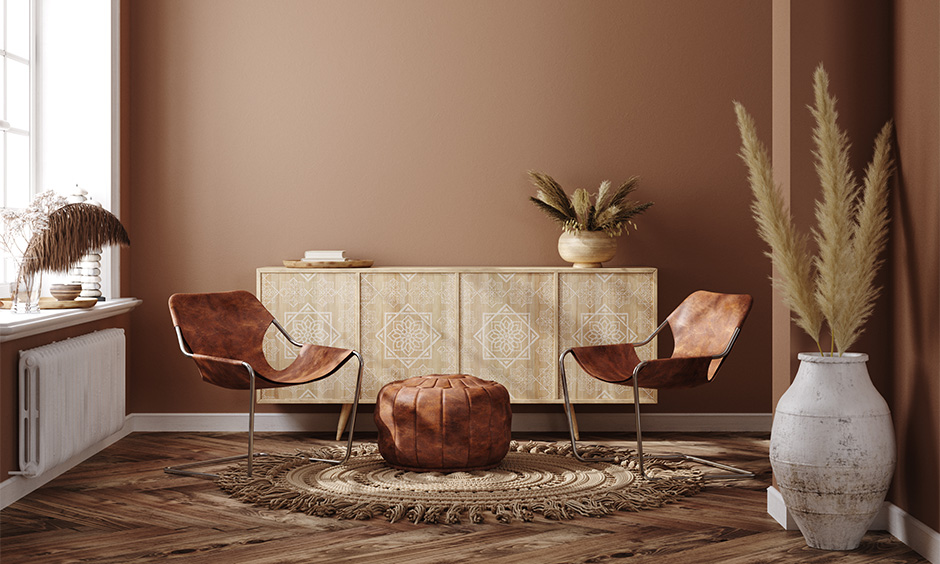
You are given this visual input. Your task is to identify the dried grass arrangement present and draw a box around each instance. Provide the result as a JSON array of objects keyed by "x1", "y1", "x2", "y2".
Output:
[
  {"x1": 20, "y1": 203, "x2": 130, "y2": 276},
  {"x1": 734, "y1": 64, "x2": 894, "y2": 355},
  {"x1": 528, "y1": 171, "x2": 653, "y2": 237}
]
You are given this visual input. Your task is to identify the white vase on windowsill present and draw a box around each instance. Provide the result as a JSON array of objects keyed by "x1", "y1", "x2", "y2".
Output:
[{"x1": 12, "y1": 256, "x2": 42, "y2": 314}]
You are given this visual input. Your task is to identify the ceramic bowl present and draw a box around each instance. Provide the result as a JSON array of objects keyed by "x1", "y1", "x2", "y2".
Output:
[{"x1": 50, "y1": 283, "x2": 82, "y2": 301}]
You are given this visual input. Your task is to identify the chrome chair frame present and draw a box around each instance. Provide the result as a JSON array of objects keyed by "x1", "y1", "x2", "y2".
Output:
[
  {"x1": 560, "y1": 322, "x2": 754, "y2": 481},
  {"x1": 164, "y1": 319, "x2": 363, "y2": 479}
]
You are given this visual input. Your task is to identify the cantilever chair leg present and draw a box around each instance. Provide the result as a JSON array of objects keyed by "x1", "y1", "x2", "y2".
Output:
[
  {"x1": 164, "y1": 353, "x2": 365, "y2": 478},
  {"x1": 631, "y1": 373, "x2": 754, "y2": 480},
  {"x1": 164, "y1": 363, "x2": 269, "y2": 479},
  {"x1": 559, "y1": 350, "x2": 616, "y2": 463},
  {"x1": 561, "y1": 350, "x2": 754, "y2": 481},
  {"x1": 302, "y1": 351, "x2": 364, "y2": 466}
]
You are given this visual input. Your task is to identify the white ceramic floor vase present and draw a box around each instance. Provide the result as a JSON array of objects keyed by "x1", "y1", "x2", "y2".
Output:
[{"x1": 770, "y1": 352, "x2": 896, "y2": 551}]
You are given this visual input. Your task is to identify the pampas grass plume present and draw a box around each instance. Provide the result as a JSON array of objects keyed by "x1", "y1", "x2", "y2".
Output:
[{"x1": 734, "y1": 64, "x2": 894, "y2": 354}]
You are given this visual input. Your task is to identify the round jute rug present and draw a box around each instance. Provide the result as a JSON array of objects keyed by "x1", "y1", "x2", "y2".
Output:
[{"x1": 217, "y1": 441, "x2": 703, "y2": 525}]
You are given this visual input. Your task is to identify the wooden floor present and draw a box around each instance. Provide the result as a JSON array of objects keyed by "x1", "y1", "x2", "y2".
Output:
[{"x1": 0, "y1": 432, "x2": 926, "y2": 563}]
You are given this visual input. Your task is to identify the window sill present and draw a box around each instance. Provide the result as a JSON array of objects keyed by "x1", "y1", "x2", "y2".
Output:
[{"x1": 0, "y1": 298, "x2": 141, "y2": 342}]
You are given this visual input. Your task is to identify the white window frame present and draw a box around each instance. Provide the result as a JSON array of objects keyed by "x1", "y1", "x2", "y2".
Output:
[
  {"x1": 2, "y1": 0, "x2": 121, "y2": 298},
  {"x1": 0, "y1": 0, "x2": 35, "y2": 290}
]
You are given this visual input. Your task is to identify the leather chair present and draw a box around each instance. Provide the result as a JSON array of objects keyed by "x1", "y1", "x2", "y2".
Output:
[
  {"x1": 166, "y1": 290, "x2": 363, "y2": 478},
  {"x1": 560, "y1": 290, "x2": 753, "y2": 479}
]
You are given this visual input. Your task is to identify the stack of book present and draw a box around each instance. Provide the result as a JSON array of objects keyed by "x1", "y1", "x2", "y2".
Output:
[{"x1": 301, "y1": 250, "x2": 349, "y2": 263}]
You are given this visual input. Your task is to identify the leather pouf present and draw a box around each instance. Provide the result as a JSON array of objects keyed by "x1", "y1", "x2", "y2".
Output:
[{"x1": 374, "y1": 374, "x2": 512, "y2": 472}]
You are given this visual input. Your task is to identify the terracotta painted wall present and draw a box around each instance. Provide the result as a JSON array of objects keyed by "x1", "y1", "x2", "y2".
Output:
[
  {"x1": 783, "y1": 0, "x2": 939, "y2": 535},
  {"x1": 126, "y1": 0, "x2": 774, "y2": 418},
  {"x1": 891, "y1": 0, "x2": 940, "y2": 534},
  {"x1": 789, "y1": 0, "x2": 894, "y2": 378}
]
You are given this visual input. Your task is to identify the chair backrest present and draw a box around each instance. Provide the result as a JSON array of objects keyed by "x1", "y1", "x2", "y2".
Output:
[
  {"x1": 168, "y1": 290, "x2": 274, "y2": 369},
  {"x1": 666, "y1": 290, "x2": 752, "y2": 379}
]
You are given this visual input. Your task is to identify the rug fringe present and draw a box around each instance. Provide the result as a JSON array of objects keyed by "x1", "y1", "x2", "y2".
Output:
[{"x1": 216, "y1": 442, "x2": 706, "y2": 525}]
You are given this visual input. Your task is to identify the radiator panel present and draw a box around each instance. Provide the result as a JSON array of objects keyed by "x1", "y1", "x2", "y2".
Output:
[{"x1": 16, "y1": 328, "x2": 126, "y2": 478}]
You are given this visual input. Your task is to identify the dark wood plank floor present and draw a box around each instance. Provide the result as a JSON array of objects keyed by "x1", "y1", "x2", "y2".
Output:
[{"x1": 0, "y1": 432, "x2": 927, "y2": 563}]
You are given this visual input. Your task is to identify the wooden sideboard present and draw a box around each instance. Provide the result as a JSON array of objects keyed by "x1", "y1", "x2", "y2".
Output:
[{"x1": 256, "y1": 266, "x2": 657, "y2": 405}]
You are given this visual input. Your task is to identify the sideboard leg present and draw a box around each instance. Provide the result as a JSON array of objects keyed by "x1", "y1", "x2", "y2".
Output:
[{"x1": 336, "y1": 403, "x2": 353, "y2": 441}]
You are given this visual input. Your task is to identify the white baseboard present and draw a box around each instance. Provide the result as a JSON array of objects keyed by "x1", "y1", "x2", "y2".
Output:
[
  {"x1": 127, "y1": 411, "x2": 773, "y2": 434},
  {"x1": 127, "y1": 412, "x2": 348, "y2": 432},
  {"x1": 1, "y1": 420, "x2": 132, "y2": 510},
  {"x1": 887, "y1": 503, "x2": 940, "y2": 564},
  {"x1": 766, "y1": 485, "x2": 801, "y2": 530},
  {"x1": 767, "y1": 486, "x2": 940, "y2": 563}
]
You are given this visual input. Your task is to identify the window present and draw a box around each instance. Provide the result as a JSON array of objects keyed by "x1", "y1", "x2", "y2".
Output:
[
  {"x1": 1, "y1": 0, "x2": 119, "y2": 298},
  {"x1": 1, "y1": 0, "x2": 30, "y2": 208},
  {"x1": 0, "y1": 0, "x2": 31, "y2": 288}
]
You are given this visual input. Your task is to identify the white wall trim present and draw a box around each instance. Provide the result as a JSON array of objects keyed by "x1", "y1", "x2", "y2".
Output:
[
  {"x1": 0, "y1": 420, "x2": 132, "y2": 510},
  {"x1": 0, "y1": 297, "x2": 141, "y2": 342},
  {"x1": 126, "y1": 411, "x2": 773, "y2": 434},
  {"x1": 766, "y1": 485, "x2": 800, "y2": 530},
  {"x1": 887, "y1": 503, "x2": 940, "y2": 564},
  {"x1": 767, "y1": 486, "x2": 939, "y2": 563},
  {"x1": 127, "y1": 412, "x2": 356, "y2": 433}
]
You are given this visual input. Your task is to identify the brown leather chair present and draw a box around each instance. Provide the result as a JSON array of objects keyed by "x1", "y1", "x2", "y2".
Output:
[
  {"x1": 166, "y1": 290, "x2": 363, "y2": 478},
  {"x1": 560, "y1": 290, "x2": 753, "y2": 479}
]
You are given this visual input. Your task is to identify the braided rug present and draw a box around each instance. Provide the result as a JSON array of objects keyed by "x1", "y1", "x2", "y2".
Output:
[{"x1": 217, "y1": 441, "x2": 703, "y2": 525}]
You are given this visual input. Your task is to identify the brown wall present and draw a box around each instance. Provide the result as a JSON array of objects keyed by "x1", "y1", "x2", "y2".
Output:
[
  {"x1": 891, "y1": 0, "x2": 940, "y2": 533},
  {"x1": 0, "y1": 315, "x2": 133, "y2": 477},
  {"x1": 789, "y1": 0, "x2": 895, "y2": 383},
  {"x1": 126, "y1": 0, "x2": 774, "y2": 417},
  {"x1": 783, "y1": 0, "x2": 939, "y2": 534}
]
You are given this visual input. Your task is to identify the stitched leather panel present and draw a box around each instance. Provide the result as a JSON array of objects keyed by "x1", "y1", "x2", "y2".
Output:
[
  {"x1": 374, "y1": 374, "x2": 511, "y2": 472},
  {"x1": 168, "y1": 291, "x2": 354, "y2": 390}
]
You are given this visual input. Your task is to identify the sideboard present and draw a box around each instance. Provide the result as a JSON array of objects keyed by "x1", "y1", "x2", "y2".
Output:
[{"x1": 256, "y1": 266, "x2": 658, "y2": 405}]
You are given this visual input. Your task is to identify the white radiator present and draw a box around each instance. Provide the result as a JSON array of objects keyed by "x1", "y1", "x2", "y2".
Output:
[{"x1": 13, "y1": 328, "x2": 126, "y2": 478}]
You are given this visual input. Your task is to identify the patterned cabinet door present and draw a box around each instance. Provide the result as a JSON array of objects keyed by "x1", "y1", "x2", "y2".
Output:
[
  {"x1": 257, "y1": 271, "x2": 359, "y2": 403},
  {"x1": 558, "y1": 271, "x2": 658, "y2": 403},
  {"x1": 256, "y1": 267, "x2": 657, "y2": 404},
  {"x1": 360, "y1": 272, "x2": 459, "y2": 398},
  {"x1": 459, "y1": 272, "x2": 556, "y2": 401}
]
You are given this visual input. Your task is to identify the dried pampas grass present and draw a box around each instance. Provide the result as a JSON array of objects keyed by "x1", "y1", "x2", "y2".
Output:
[
  {"x1": 21, "y1": 203, "x2": 130, "y2": 275},
  {"x1": 734, "y1": 64, "x2": 894, "y2": 355},
  {"x1": 528, "y1": 172, "x2": 653, "y2": 237}
]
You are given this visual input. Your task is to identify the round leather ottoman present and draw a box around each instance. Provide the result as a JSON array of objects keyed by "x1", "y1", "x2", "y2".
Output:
[{"x1": 374, "y1": 374, "x2": 512, "y2": 472}]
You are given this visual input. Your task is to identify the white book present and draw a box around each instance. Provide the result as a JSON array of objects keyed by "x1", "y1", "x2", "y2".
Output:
[
  {"x1": 300, "y1": 258, "x2": 351, "y2": 263},
  {"x1": 304, "y1": 250, "x2": 346, "y2": 260}
]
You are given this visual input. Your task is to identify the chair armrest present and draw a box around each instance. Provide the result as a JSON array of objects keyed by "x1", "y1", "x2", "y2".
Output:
[
  {"x1": 630, "y1": 319, "x2": 669, "y2": 347},
  {"x1": 272, "y1": 318, "x2": 304, "y2": 347}
]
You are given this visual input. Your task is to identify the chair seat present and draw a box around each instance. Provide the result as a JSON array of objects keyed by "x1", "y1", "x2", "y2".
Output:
[
  {"x1": 571, "y1": 345, "x2": 714, "y2": 390},
  {"x1": 191, "y1": 344, "x2": 354, "y2": 389}
]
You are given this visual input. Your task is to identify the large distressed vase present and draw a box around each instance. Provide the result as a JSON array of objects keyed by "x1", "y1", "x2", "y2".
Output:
[{"x1": 770, "y1": 352, "x2": 895, "y2": 550}]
